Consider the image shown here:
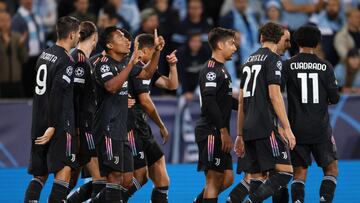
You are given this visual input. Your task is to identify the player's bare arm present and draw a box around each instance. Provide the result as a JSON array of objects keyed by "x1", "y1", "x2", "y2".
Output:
[{"x1": 155, "y1": 49, "x2": 179, "y2": 90}]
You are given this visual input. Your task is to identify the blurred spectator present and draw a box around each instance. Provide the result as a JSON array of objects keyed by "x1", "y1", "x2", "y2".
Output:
[
  {"x1": 202, "y1": 0, "x2": 225, "y2": 26},
  {"x1": 172, "y1": 0, "x2": 187, "y2": 20},
  {"x1": 177, "y1": 33, "x2": 210, "y2": 101},
  {"x1": 135, "y1": 8, "x2": 159, "y2": 35},
  {"x1": 334, "y1": 8, "x2": 360, "y2": 62},
  {"x1": 0, "y1": 0, "x2": 18, "y2": 15},
  {"x1": 261, "y1": 1, "x2": 288, "y2": 27},
  {"x1": 12, "y1": 0, "x2": 45, "y2": 98},
  {"x1": 335, "y1": 49, "x2": 360, "y2": 93},
  {"x1": 0, "y1": 11, "x2": 28, "y2": 98},
  {"x1": 70, "y1": 0, "x2": 96, "y2": 23},
  {"x1": 172, "y1": 0, "x2": 212, "y2": 48},
  {"x1": 310, "y1": 0, "x2": 344, "y2": 66},
  {"x1": 108, "y1": 0, "x2": 140, "y2": 33},
  {"x1": 33, "y1": 0, "x2": 57, "y2": 37},
  {"x1": 281, "y1": 0, "x2": 325, "y2": 55},
  {"x1": 219, "y1": 0, "x2": 259, "y2": 64},
  {"x1": 0, "y1": 0, "x2": 6, "y2": 11},
  {"x1": 57, "y1": 0, "x2": 74, "y2": 18},
  {"x1": 98, "y1": 3, "x2": 130, "y2": 32}
]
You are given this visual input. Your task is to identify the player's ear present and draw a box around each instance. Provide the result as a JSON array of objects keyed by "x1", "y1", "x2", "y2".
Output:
[
  {"x1": 106, "y1": 42, "x2": 113, "y2": 50},
  {"x1": 217, "y1": 41, "x2": 224, "y2": 50}
]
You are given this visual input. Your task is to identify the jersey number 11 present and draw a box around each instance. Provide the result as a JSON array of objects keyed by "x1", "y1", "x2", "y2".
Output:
[{"x1": 297, "y1": 73, "x2": 319, "y2": 104}]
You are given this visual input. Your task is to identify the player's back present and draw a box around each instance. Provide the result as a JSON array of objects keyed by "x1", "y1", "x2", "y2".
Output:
[
  {"x1": 31, "y1": 45, "x2": 74, "y2": 139},
  {"x1": 241, "y1": 47, "x2": 283, "y2": 141},
  {"x1": 283, "y1": 53, "x2": 339, "y2": 144}
]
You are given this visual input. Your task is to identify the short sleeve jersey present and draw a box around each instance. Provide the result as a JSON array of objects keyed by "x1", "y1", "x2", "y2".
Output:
[
  {"x1": 240, "y1": 47, "x2": 282, "y2": 141},
  {"x1": 31, "y1": 45, "x2": 75, "y2": 139},
  {"x1": 92, "y1": 56, "x2": 142, "y2": 141},
  {"x1": 283, "y1": 53, "x2": 339, "y2": 144}
]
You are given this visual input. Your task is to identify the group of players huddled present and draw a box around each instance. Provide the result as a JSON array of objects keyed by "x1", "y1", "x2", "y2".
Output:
[{"x1": 23, "y1": 15, "x2": 339, "y2": 203}]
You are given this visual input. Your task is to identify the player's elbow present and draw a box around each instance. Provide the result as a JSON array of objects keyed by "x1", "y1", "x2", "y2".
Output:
[
  {"x1": 329, "y1": 94, "x2": 340, "y2": 105},
  {"x1": 167, "y1": 81, "x2": 178, "y2": 90},
  {"x1": 139, "y1": 69, "x2": 152, "y2": 80},
  {"x1": 104, "y1": 83, "x2": 118, "y2": 94}
]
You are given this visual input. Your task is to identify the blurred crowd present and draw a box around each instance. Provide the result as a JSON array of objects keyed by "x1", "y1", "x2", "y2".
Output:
[{"x1": 0, "y1": 0, "x2": 359, "y2": 99}]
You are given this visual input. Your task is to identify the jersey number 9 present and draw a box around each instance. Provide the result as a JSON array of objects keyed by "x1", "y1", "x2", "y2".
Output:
[{"x1": 35, "y1": 64, "x2": 47, "y2": 95}]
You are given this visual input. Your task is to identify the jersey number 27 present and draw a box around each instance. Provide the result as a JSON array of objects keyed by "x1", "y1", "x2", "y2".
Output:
[{"x1": 242, "y1": 65, "x2": 261, "y2": 98}]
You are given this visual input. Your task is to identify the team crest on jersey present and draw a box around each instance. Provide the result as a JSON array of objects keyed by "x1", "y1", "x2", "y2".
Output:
[
  {"x1": 75, "y1": 67, "x2": 85, "y2": 77},
  {"x1": 66, "y1": 66, "x2": 73, "y2": 76},
  {"x1": 276, "y1": 61, "x2": 282, "y2": 70},
  {"x1": 100, "y1": 64, "x2": 111, "y2": 73},
  {"x1": 206, "y1": 72, "x2": 216, "y2": 81}
]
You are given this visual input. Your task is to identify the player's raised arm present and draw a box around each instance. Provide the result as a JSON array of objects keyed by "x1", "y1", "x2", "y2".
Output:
[{"x1": 154, "y1": 49, "x2": 179, "y2": 90}]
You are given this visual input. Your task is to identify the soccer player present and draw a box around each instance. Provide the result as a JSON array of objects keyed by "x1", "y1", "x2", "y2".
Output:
[
  {"x1": 65, "y1": 21, "x2": 107, "y2": 202},
  {"x1": 226, "y1": 27, "x2": 292, "y2": 203},
  {"x1": 235, "y1": 22, "x2": 296, "y2": 203},
  {"x1": 123, "y1": 33, "x2": 178, "y2": 203},
  {"x1": 90, "y1": 26, "x2": 163, "y2": 202},
  {"x1": 195, "y1": 27, "x2": 238, "y2": 203},
  {"x1": 24, "y1": 16, "x2": 80, "y2": 202},
  {"x1": 282, "y1": 25, "x2": 339, "y2": 203}
]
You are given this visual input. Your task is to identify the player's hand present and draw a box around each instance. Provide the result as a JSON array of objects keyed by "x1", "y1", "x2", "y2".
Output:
[
  {"x1": 234, "y1": 135, "x2": 245, "y2": 158},
  {"x1": 220, "y1": 128, "x2": 233, "y2": 153},
  {"x1": 130, "y1": 36, "x2": 141, "y2": 65},
  {"x1": 284, "y1": 127, "x2": 296, "y2": 150},
  {"x1": 166, "y1": 50, "x2": 178, "y2": 67},
  {"x1": 128, "y1": 95, "x2": 136, "y2": 108},
  {"x1": 154, "y1": 29, "x2": 165, "y2": 51},
  {"x1": 35, "y1": 127, "x2": 55, "y2": 145},
  {"x1": 160, "y1": 125, "x2": 169, "y2": 144}
]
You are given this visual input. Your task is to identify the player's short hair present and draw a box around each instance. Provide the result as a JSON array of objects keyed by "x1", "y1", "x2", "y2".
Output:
[
  {"x1": 294, "y1": 25, "x2": 321, "y2": 48},
  {"x1": 118, "y1": 28, "x2": 133, "y2": 42},
  {"x1": 56, "y1": 16, "x2": 80, "y2": 40},
  {"x1": 99, "y1": 26, "x2": 118, "y2": 51},
  {"x1": 137, "y1": 34, "x2": 154, "y2": 50},
  {"x1": 259, "y1": 22, "x2": 284, "y2": 44},
  {"x1": 79, "y1": 21, "x2": 97, "y2": 42},
  {"x1": 208, "y1": 27, "x2": 236, "y2": 50}
]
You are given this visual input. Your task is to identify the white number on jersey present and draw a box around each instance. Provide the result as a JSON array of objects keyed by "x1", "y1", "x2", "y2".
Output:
[
  {"x1": 242, "y1": 65, "x2": 262, "y2": 98},
  {"x1": 35, "y1": 64, "x2": 47, "y2": 95},
  {"x1": 297, "y1": 73, "x2": 319, "y2": 103}
]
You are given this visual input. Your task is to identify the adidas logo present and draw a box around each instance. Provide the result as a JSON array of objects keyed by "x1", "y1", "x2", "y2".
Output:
[{"x1": 320, "y1": 196, "x2": 326, "y2": 202}]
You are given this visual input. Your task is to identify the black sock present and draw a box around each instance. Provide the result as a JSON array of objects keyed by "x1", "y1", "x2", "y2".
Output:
[
  {"x1": 66, "y1": 181, "x2": 93, "y2": 203},
  {"x1": 203, "y1": 198, "x2": 218, "y2": 203},
  {"x1": 151, "y1": 186, "x2": 169, "y2": 203},
  {"x1": 320, "y1": 176, "x2": 337, "y2": 203},
  {"x1": 291, "y1": 180, "x2": 305, "y2": 203},
  {"x1": 193, "y1": 189, "x2": 204, "y2": 203},
  {"x1": 105, "y1": 183, "x2": 122, "y2": 203},
  {"x1": 124, "y1": 177, "x2": 142, "y2": 202},
  {"x1": 24, "y1": 178, "x2": 44, "y2": 203},
  {"x1": 249, "y1": 172, "x2": 293, "y2": 203},
  {"x1": 48, "y1": 179, "x2": 69, "y2": 203},
  {"x1": 227, "y1": 179, "x2": 250, "y2": 203},
  {"x1": 250, "y1": 179, "x2": 264, "y2": 195},
  {"x1": 272, "y1": 186, "x2": 289, "y2": 203},
  {"x1": 89, "y1": 187, "x2": 105, "y2": 203},
  {"x1": 91, "y1": 180, "x2": 106, "y2": 198}
]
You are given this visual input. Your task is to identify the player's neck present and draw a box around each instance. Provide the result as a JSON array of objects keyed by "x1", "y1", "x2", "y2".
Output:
[
  {"x1": 108, "y1": 51, "x2": 126, "y2": 62},
  {"x1": 299, "y1": 47, "x2": 315, "y2": 54},
  {"x1": 211, "y1": 52, "x2": 226, "y2": 64},
  {"x1": 77, "y1": 42, "x2": 92, "y2": 58},
  {"x1": 262, "y1": 42, "x2": 277, "y2": 54},
  {"x1": 56, "y1": 40, "x2": 72, "y2": 53}
]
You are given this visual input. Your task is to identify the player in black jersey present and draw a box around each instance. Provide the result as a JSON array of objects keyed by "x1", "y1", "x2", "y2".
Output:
[
  {"x1": 63, "y1": 21, "x2": 108, "y2": 203},
  {"x1": 194, "y1": 27, "x2": 238, "y2": 203},
  {"x1": 235, "y1": 22, "x2": 296, "y2": 203},
  {"x1": 123, "y1": 33, "x2": 178, "y2": 203},
  {"x1": 89, "y1": 27, "x2": 163, "y2": 202},
  {"x1": 24, "y1": 16, "x2": 80, "y2": 203},
  {"x1": 282, "y1": 25, "x2": 340, "y2": 203},
  {"x1": 226, "y1": 27, "x2": 292, "y2": 203}
]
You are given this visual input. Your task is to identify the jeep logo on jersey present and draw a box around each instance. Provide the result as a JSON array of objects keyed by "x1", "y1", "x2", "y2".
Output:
[
  {"x1": 206, "y1": 72, "x2": 216, "y2": 81},
  {"x1": 214, "y1": 158, "x2": 221, "y2": 166},
  {"x1": 100, "y1": 64, "x2": 110, "y2": 73},
  {"x1": 277, "y1": 61, "x2": 282, "y2": 70},
  {"x1": 66, "y1": 66, "x2": 73, "y2": 76},
  {"x1": 75, "y1": 67, "x2": 85, "y2": 77}
]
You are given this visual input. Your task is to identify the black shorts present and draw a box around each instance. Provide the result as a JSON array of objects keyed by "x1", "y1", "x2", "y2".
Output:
[
  {"x1": 28, "y1": 143, "x2": 49, "y2": 176},
  {"x1": 244, "y1": 131, "x2": 291, "y2": 174},
  {"x1": 236, "y1": 153, "x2": 252, "y2": 174},
  {"x1": 291, "y1": 136, "x2": 338, "y2": 168},
  {"x1": 138, "y1": 125, "x2": 164, "y2": 167},
  {"x1": 128, "y1": 129, "x2": 147, "y2": 170},
  {"x1": 97, "y1": 136, "x2": 133, "y2": 177},
  {"x1": 197, "y1": 133, "x2": 233, "y2": 173},
  {"x1": 78, "y1": 129, "x2": 97, "y2": 166}
]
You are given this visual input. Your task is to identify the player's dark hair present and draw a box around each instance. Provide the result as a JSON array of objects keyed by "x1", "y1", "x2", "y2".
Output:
[
  {"x1": 137, "y1": 34, "x2": 154, "y2": 50},
  {"x1": 99, "y1": 26, "x2": 118, "y2": 51},
  {"x1": 294, "y1": 25, "x2": 321, "y2": 48},
  {"x1": 118, "y1": 28, "x2": 133, "y2": 42},
  {"x1": 79, "y1": 21, "x2": 97, "y2": 42},
  {"x1": 56, "y1": 16, "x2": 80, "y2": 40},
  {"x1": 259, "y1": 22, "x2": 284, "y2": 44},
  {"x1": 208, "y1": 27, "x2": 236, "y2": 50}
]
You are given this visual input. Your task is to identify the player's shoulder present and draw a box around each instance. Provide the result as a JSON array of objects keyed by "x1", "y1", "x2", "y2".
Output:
[{"x1": 71, "y1": 49, "x2": 87, "y2": 63}]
